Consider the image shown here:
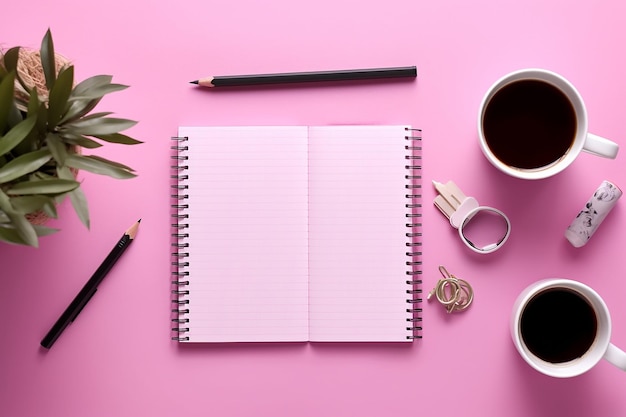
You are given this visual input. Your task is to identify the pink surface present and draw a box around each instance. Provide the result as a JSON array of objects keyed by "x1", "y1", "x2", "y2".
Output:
[{"x1": 2, "y1": 0, "x2": 626, "y2": 416}]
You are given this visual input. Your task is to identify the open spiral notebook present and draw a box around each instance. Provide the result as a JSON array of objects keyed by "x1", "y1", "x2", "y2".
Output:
[{"x1": 171, "y1": 125, "x2": 422, "y2": 342}]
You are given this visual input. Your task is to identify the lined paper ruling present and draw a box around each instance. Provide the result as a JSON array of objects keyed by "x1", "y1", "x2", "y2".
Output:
[{"x1": 171, "y1": 125, "x2": 422, "y2": 342}]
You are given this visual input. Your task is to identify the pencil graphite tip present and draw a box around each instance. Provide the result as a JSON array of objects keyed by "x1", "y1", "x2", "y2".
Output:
[{"x1": 189, "y1": 80, "x2": 199, "y2": 85}]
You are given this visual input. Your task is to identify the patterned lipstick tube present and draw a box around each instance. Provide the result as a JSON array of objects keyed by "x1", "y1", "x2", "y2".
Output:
[{"x1": 565, "y1": 180, "x2": 622, "y2": 247}]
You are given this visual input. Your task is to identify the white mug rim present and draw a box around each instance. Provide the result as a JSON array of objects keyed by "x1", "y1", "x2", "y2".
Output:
[
  {"x1": 511, "y1": 278, "x2": 611, "y2": 378},
  {"x1": 478, "y1": 68, "x2": 588, "y2": 180}
]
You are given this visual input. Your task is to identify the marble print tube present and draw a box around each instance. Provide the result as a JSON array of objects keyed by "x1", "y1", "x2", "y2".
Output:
[{"x1": 565, "y1": 180, "x2": 622, "y2": 247}]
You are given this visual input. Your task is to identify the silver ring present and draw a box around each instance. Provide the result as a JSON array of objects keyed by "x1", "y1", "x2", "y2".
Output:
[{"x1": 458, "y1": 206, "x2": 511, "y2": 254}]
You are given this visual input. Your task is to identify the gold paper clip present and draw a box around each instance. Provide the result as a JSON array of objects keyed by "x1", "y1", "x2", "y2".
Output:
[{"x1": 427, "y1": 266, "x2": 474, "y2": 313}]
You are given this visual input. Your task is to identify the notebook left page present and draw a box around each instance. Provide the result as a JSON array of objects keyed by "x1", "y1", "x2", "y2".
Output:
[{"x1": 175, "y1": 126, "x2": 310, "y2": 342}]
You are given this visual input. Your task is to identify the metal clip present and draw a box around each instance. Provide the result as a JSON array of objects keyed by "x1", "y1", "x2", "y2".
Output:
[{"x1": 427, "y1": 266, "x2": 474, "y2": 313}]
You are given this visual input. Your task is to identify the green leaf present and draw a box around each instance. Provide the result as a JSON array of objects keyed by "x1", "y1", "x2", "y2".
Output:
[
  {"x1": 3, "y1": 47, "x2": 31, "y2": 96},
  {"x1": 40, "y1": 29, "x2": 57, "y2": 91},
  {"x1": 64, "y1": 154, "x2": 136, "y2": 179},
  {"x1": 58, "y1": 166, "x2": 89, "y2": 228},
  {"x1": 58, "y1": 98, "x2": 102, "y2": 125},
  {"x1": 35, "y1": 101, "x2": 48, "y2": 137},
  {"x1": 0, "y1": 224, "x2": 57, "y2": 245},
  {"x1": 0, "y1": 72, "x2": 22, "y2": 130},
  {"x1": 32, "y1": 171, "x2": 54, "y2": 180},
  {"x1": 0, "y1": 189, "x2": 11, "y2": 212},
  {"x1": 27, "y1": 88, "x2": 40, "y2": 117},
  {"x1": 9, "y1": 195, "x2": 55, "y2": 214},
  {"x1": 59, "y1": 135, "x2": 103, "y2": 149},
  {"x1": 0, "y1": 116, "x2": 37, "y2": 156},
  {"x1": 94, "y1": 133, "x2": 143, "y2": 145},
  {"x1": 81, "y1": 154, "x2": 135, "y2": 172},
  {"x1": 69, "y1": 186, "x2": 89, "y2": 228},
  {"x1": 0, "y1": 190, "x2": 38, "y2": 246},
  {"x1": 68, "y1": 83, "x2": 129, "y2": 101},
  {"x1": 47, "y1": 65, "x2": 74, "y2": 128},
  {"x1": 55, "y1": 165, "x2": 74, "y2": 180},
  {"x1": 60, "y1": 75, "x2": 127, "y2": 125},
  {"x1": 42, "y1": 195, "x2": 59, "y2": 217},
  {"x1": 61, "y1": 117, "x2": 137, "y2": 136},
  {"x1": 20, "y1": 221, "x2": 41, "y2": 245},
  {"x1": 71, "y1": 75, "x2": 113, "y2": 96},
  {"x1": 76, "y1": 111, "x2": 113, "y2": 121},
  {"x1": 33, "y1": 224, "x2": 59, "y2": 236},
  {"x1": 0, "y1": 72, "x2": 16, "y2": 134},
  {"x1": 3, "y1": 47, "x2": 20, "y2": 73},
  {"x1": 6, "y1": 178, "x2": 80, "y2": 195},
  {"x1": 0, "y1": 226, "x2": 28, "y2": 245},
  {"x1": 0, "y1": 149, "x2": 52, "y2": 183},
  {"x1": 45, "y1": 133, "x2": 68, "y2": 165},
  {"x1": 13, "y1": 93, "x2": 41, "y2": 156}
]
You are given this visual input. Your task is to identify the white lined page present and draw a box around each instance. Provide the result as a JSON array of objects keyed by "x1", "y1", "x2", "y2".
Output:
[
  {"x1": 179, "y1": 126, "x2": 309, "y2": 342},
  {"x1": 307, "y1": 125, "x2": 412, "y2": 342}
]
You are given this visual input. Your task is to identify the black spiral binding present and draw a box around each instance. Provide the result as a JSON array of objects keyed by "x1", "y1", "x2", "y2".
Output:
[
  {"x1": 405, "y1": 128, "x2": 423, "y2": 340},
  {"x1": 171, "y1": 137, "x2": 191, "y2": 341}
]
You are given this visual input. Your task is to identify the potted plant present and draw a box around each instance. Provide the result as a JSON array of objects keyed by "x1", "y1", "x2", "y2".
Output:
[{"x1": 0, "y1": 30, "x2": 141, "y2": 247}]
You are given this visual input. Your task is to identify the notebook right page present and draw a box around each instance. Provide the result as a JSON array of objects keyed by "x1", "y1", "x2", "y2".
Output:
[{"x1": 307, "y1": 125, "x2": 414, "y2": 342}]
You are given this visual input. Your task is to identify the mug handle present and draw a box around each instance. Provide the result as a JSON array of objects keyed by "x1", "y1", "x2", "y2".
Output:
[
  {"x1": 604, "y1": 343, "x2": 626, "y2": 371},
  {"x1": 583, "y1": 133, "x2": 619, "y2": 159}
]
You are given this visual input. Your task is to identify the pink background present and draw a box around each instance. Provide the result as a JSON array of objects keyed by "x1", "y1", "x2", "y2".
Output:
[{"x1": 2, "y1": 0, "x2": 626, "y2": 416}]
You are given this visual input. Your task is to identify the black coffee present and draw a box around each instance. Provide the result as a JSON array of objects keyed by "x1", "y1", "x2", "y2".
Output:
[
  {"x1": 483, "y1": 79, "x2": 577, "y2": 169},
  {"x1": 520, "y1": 288, "x2": 597, "y2": 363}
]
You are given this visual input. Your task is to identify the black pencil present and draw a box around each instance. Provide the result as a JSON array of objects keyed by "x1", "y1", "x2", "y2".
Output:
[
  {"x1": 40, "y1": 220, "x2": 141, "y2": 349},
  {"x1": 190, "y1": 66, "x2": 417, "y2": 88}
]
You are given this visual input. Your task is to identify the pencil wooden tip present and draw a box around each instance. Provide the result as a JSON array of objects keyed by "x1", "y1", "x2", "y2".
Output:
[
  {"x1": 189, "y1": 80, "x2": 199, "y2": 85},
  {"x1": 127, "y1": 220, "x2": 141, "y2": 239}
]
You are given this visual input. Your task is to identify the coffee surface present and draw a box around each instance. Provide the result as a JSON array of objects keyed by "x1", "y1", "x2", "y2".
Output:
[
  {"x1": 483, "y1": 79, "x2": 576, "y2": 169},
  {"x1": 520, "y1": 288, "x2": 597, "y2": 363}
]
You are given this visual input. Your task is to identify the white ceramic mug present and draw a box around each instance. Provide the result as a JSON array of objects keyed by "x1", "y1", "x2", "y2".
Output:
[
  {"x1": 478, "y1": 69, "x2": 619, "y2": 180},
  {"x1": 511, "y1": 278, "x2": 626, "y2": 378}
]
